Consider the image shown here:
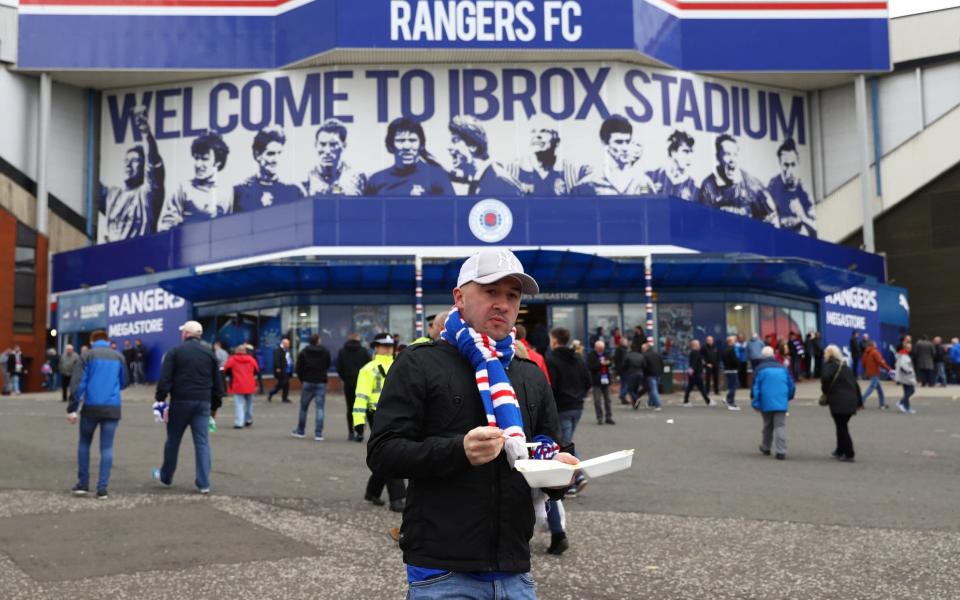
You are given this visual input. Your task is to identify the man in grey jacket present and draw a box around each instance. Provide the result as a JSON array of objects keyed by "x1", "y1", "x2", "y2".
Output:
[
  {"x1": 913, "y1": 336, "x2": 936, "y2": 388},
  {"x1": 59, "y1": 345, "x2": 81, "y2": 403}
]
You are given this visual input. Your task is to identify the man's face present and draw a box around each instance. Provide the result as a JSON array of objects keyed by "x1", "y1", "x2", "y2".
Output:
[
  {"x1": 606, "y1": 132, "x2": 633, "y2": 165},
  {"x1": 256, "y1": 141, "x2": 284, "y2": 178},
  {"x1": 193, "y1": 149, "x2": 218, "y2": 181},
  {"x1": 393, "y1": 130, "x2": 422, "y2": 166},
  {"x1": 671, "y1": 143, "x2": 693, "y2": 172},
  {"x1": 595, "y1": 341, "x2": 605, "y2": 353},
  {"x1": 454, "y1": 279, "x2": 522, "y2": 340},
  {"x1": 65, "y1": 345, "x2": 74, "y2": 355},
  {"x1": 448, "y1": 134, "x2": 475, "y2": 170},
  {"x1": 374, "y1": 343, "x2": 394, "y2": 356},
  {"x1": 718, "y1": 140, "x2": 739, "y2": 177},
  {"x1": 315, "y1": 132, "x2": 344, "y2": 168},
  {"x1": 281, "y1": 339, "x2": 290, "y2": 350},
  {"x1": 124, "y1": 150, "x2": 143, "y2": 182},
  {"x1": 530, "y1": 129, "x2": 558, "y2": 153},
  {"x1": 706, "y1": 336, "x2": 714, "y2": 345},
  {"x1": 779, "y1": 150, "x2": 800, "y2": 188},
  {"x1": 124, "y1": 341, "x2": 131, "y2": 348},
  {"x1": 690, "y1": 340, "x2": 700, "y2": 350}
]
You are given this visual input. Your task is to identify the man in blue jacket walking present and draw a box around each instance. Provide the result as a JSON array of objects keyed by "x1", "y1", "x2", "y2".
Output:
[
  {"x1": 67, "y1": 330, "x2": 128, "y2": 499},
  {"x1": 751, "y1": 346, "x2": 795, "y2": 460}
]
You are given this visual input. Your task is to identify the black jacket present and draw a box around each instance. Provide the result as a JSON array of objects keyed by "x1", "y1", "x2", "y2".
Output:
[
  {"x1": 546, "y1": 347, "x2": 591, "y2": 412},
  {"x1": 688, "y1": 349, "x2": 705, "y2": 375},
  {"x1": 368, "y1": 340, "x2": 568, "y2": 574},
  {"x1": 849, "y1": 337, "x2": 862, "y2": 359},
  {"x1": 155, "y1": 338, "x2": 223, "y2": 409},
  {"x1": 296, "y1": 344, "x2": 331, "y2": 383},
  {"x1": 641, "y1": 350, "x2": 662, "y2": 378},
  {"x1": 622, "y1": 351, "x2": 646, "y2": 377},
  {"x1": 702, "y1": 343, "x2": 720, "y2": 369},
  {"x1": 613, "y1": 345, "x2": 628, "y2": 375},
  {"x1": 722, "y1": 347, "x2": 740, "y2": 371},
  {"x1": 273, "y1": 346, "x2": 293, "y2": 378},
  {"x1": 585, "y1": 350, "x2": 613, "y2": 386},
  {"x1": 336, "y1": 339, "x2": 370, "y2": 383},
  {"x1": 821, "y1": 359, "x2": 862, "y2": 416}
]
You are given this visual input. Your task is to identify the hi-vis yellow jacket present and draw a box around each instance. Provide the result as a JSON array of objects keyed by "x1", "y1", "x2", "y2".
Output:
[{"x1": 352, "y1": 353, "x2": 394, "y2": 426}]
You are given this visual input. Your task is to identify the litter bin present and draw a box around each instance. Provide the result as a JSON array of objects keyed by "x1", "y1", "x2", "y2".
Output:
[{"x1": 660, "y1": 362, "x2": 674, "y2": 394}]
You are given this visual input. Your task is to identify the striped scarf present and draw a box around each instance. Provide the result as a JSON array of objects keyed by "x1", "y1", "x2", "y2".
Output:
[{"x1": 441, "y1": 308, "x2": 558, "y2": 464}]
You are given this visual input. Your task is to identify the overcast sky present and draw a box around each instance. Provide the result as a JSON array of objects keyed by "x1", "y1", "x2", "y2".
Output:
[{"x1": 889, "y1": 0, "x2": 960, "y2": 18}]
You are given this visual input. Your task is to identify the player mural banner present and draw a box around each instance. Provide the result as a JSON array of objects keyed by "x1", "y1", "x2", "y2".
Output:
[{"x1": 97, "y1": 62, "x2": 816, "y2": 244}]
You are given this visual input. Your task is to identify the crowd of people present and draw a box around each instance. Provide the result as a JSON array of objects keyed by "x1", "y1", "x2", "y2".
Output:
[{"x1": 20, "y1": 248, "x2": 960, "y2": 598}]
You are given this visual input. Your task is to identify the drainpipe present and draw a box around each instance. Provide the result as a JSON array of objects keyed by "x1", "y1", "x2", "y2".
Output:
[
  {"x1": 35, "y1": 73, "x2": 52, "y2": 235},
  {"x1": 854, "y1": 75, "x2": 876, "y2": 254}
]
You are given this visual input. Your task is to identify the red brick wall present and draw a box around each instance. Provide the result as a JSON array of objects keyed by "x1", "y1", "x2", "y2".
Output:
[{"x1": 0, "y1": 208, "x2": 49, "y2": 393}]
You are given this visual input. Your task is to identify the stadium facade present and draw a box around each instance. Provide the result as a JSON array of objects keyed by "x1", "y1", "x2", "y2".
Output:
[{"x1": 6, "y1": 0, "x2": 950, "y2": 387}]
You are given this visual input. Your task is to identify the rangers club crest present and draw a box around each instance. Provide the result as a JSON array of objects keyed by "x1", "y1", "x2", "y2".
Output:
[{"x1": 468, "y1": 199, "x2": 513, "y2": 243}]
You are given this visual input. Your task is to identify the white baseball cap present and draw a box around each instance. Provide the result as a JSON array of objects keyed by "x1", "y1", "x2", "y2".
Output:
[
  {"x1": 457, "y1": 249, "x2": 539, "y2": 295},
  {"x1": 178, "y1": 320, "x2": 203, "y2": 336}
]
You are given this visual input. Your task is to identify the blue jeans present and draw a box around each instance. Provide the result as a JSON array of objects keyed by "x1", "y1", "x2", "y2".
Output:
[
  {"x1": 296, "y1": 382, "x2": 327, "y2": 436},
  {"x1": 407, "y1": 571, "x2": 537, "y2": 600},
  {"x1": 11, "y1": 374, "x2": 20, "y2": 394},
  {"x1": 863, "y1": 376, "x2": 885, "y2": 406},
  {"x1": 160, "y1": 400, "x2": 211, "y2": 490},
  {"x1": 725, "y1": 372, "x2": 739, "y2": 405},
  {"x1": 647, "y1": 377, "x2": 661, "y2": 407},
  {"x1": 900, "y1": 385, "x2": 915, "y2": 410},
  {"x1": 233, "y1": 394, "x2": 253, "y2": 427},
  {"x1": 77, "y1": 416, "x2": 119, "y2": 491},
  {"x1": 557, "y1": 408, "x2": 582, "y2": 448},
  {"x1": 935, "y1": 363, "x2": 947, "y2": 386},
  {"x1": 546, "y1": 499, "x2": 564, "y2": 535}
]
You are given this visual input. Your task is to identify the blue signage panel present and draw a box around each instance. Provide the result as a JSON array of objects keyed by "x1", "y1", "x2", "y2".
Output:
[
  {"x1": 58, "y1": 291, "x2": 108, "y2": 334},
  {"x1": 820, "y1": 281, "x2": 908, "y2": 365},
  {"x1": 18, "y1": 0, "x2": 890, "y2": 72},
  {"x1": 53, "y1": 196, "x2": 887, "y2": 294},
  {"x1": 105, "y1": 284, "x2": 192, "y2": 381}
]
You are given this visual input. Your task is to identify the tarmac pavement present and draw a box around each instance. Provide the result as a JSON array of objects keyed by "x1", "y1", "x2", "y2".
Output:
[{"x1": 1, "y1": 379, "x2": 960, "y2": 599}]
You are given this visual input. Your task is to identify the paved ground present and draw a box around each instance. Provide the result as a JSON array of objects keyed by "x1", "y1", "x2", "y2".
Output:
[{"x1": 2, "y1": 380, "x2": 960, "y2": 599}]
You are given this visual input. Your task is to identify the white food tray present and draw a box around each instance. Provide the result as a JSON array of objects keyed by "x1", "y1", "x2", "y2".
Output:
[{"x1": 513, "y1": 449, "x2": 634, "y2": 488}]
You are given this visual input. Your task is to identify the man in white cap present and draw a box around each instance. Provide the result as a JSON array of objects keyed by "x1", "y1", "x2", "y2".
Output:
[
  {"x1": 152, "y1": 320, "x2": 223, "y2": 494},
  {"x1": 368, "y1": 248, "x2": 578, "y2": 599}
]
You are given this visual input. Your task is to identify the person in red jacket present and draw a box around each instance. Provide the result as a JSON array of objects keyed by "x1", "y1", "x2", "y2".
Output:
[{"x1": 224, "y1": 344, "x2": 259, "y2": 429}]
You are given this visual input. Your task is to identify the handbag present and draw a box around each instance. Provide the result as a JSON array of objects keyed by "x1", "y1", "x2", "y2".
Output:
[{"x1": 819, "y1": 361, "x2": 843, "y2": 406}]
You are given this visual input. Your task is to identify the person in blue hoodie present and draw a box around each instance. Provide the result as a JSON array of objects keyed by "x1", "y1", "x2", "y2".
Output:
[
  {"x1": 948, "y1": 337, "x2": 960, "y2": 385},
  {"x1": 751, "y1": 345, "x2": 795, "y2": 460},
  {"x1": 67, "y1": 330, "x2": 128, "y2": 499}
]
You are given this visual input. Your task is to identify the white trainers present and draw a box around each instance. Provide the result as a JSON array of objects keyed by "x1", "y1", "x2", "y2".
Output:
[
  {"x1": 897, "y1": 403, "x2": 908, "y2": 414},
  {"x1": 708, "y1": 400, "x2": 717, "y2": 407},
  {"x1": 727, "y1": 404, "x2": 741, "y2": 411}
]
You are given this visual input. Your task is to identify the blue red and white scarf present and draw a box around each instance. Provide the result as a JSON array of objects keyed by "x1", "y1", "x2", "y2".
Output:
[{"x1": 441, "y1": 308, "x2": 558, "y2": 464}]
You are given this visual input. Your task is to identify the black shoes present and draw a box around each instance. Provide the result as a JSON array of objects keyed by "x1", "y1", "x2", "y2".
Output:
[
  {"x1": 389, "y1": 499, "x2": 405, "y2": 513},
  {"x1": 365, "y1": 493, "x2": 385, "y2": 506},
  {"x1": 547, "y1": 533, "x2": 569, "y2": 555},
  {"x1": 759, "y1": 446, "x2": 771, "y2": 456},
  {"x1": 604, "y1": 418, "x2": 616, "y2": 425},
  {"x1": 96, "y1": 489, "x2": 108, "y2": 500},
  {"x1": 72, "y1": 484, "x2": 89, "y2": 496},
  {"x1": 775, "y1": 453, "x2": 786, "y2": 460}
]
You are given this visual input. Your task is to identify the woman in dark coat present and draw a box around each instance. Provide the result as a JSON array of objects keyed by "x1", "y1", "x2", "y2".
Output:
[{"x1": 821, "y1": 345, "x2": 863, "y2": 463}]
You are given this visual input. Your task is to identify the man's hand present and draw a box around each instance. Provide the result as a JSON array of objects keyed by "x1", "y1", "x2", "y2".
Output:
[
  {"x1": 463, "y1": 426, "x2": 505, "y2": 466},
  {"x1": 134, "y1": 106, "x2": 151, "y2": 135},
  {"x1": 550, "y1": 452, "x2": 580, "y2": 488},
  {"x1": 67, "y1": 412, "x2": 78, "y2": 425}
]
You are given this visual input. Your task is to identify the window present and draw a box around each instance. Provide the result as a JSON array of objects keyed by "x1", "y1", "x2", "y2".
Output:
[
  {"x1": 14, "y1": 223, "x2": 37, "y2": 333},
  {"x1": 726, "y1": 303, "x2": 758, "y2": 339}
]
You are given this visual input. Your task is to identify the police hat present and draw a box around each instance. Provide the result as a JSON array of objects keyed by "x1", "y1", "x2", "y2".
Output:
[{"x1": 371, "y1": 333, "x2": 396, "y2": 348}]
